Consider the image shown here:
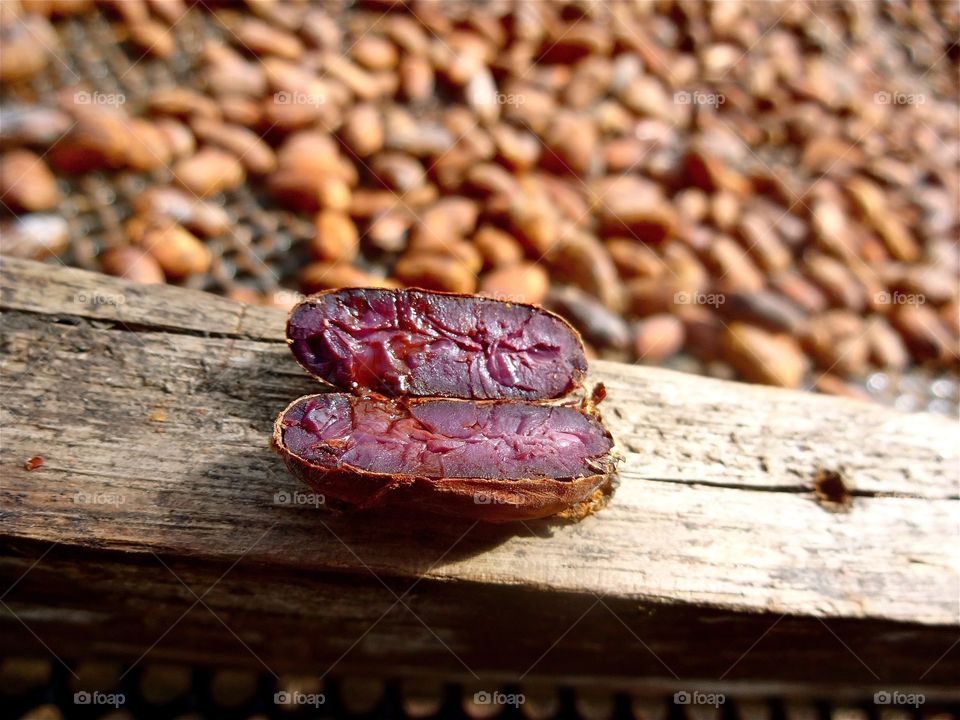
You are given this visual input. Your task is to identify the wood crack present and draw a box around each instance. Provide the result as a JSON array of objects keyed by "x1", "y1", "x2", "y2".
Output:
[{"x1": 635, "y1": 476, "x2": 959, "y2": 501}]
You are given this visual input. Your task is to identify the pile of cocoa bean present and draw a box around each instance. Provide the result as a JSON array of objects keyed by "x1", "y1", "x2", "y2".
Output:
[{"x1": 1, "y1": 0, "x2": 957, "y2": 409}]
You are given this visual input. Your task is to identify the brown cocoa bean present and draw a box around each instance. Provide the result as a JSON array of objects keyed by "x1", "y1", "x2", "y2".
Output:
[
  {"x1": 724, "y1": 291, "x2": 807, "y2": 335},
  {"x1": 0, "y1": 149, "x2": 60, "y2": 212},
  {"x1": 99, "y1": 246, "x2": 165, "y2": 284},
  {"x1": 322, "y1": 52, "x2": 380, "y2": 101},
  {"x1": 864, "y1": 315, "x2": 910, "y2": 371},
  {"x1": 891, "y1": 305, "x2": 957, "y2": 366},
  {"x1": 846, "y1": 177, "x2": 920, "y2": 262},
  {"x1": 153, "y1": 118, "x2": 196, "y2": 159},
  {"x1": 0, "y1": 105, "x2": 72, "y2": 147},
  {"x1": 230, "y1": 16, "x2": 303, "y2": 59},
  {"x1": 549, "y1": 230, "x2": 625, "y2": 311},
  {"x1": 351, "y1": 34, "x2": 398, "y2": 71},
  {"x1": 735, "y1": 212, "x2": 792, "y2": 274},
  {"x1": 365, "y1": 211, "x2": 411, "y2": 253},
  {"x1": 541, "y1": 111, "x2": 598, "y2": 176},
  {"x1": 769, "y1": 270, "x2": 829, "y2": 314},
  {"x1": 681, "y1": 306, "x2": 724, "y2": 362},
  {"x1": 349, "y1": 189, "x2": 399, "y2": 218},
  {"x1": 545, "y1": 286, "x2": 631, "y2": 351},
  {"x1": 802, "y1": 310, "x2": 870, "y2": 378},
  {"x1": 464, "y1": 162, "x2": 521, "y2": 198},
  {"x1": 145, "y1": 0, "x2": 187, "y2": 25},
  {"x1": 605, "y1": 238, "x2": 666, "y2": 279},
  {"x1": 0, "y1": 214, "x2": 69, "y2": 260},
  {"x1": 625, "y1": 278, "x2": 681, "y2": 317},
  {"x1": 134, "y1": 186, "x2": 230, "y2": 237},
  {"x1": 538, "y1": 23, "x2": 610, "y2": 63},
  {"x1": 675, "y1": 188, "x2": 710, "y2": 225},
  {"x1": 147, "y1": 87, "x2": 220, "y2": 120},
  {"x1": 722, "y1": 322, "x2": 809, "y2": 388},
  {"x1": 393, "y1": 254, "x2": 477, "y2": 294},
  {"x1": 123, "y1": 118, "x2": 171, "y2": 171},
  {"x1": 633, "y1": 314, "x2": 685, "y2": 363},
  {"x1": 311, "y1": 211, "x2": 359, "y2": 264},
  {"x1": 173, "y1": 147, "x2": 245, "y2": 197},
  {"x1": 132, "y1": 218, "x2": 211, "y2": 279},
  {"x1": 398, "y1": 55, "x2": 435, "y2": 103},
  {"x1": 411, "y1": 197, "x2": 479, "y2": 248},
  {"x1": 127, "y1": 18, "x2": 175, "y2": 59},
  {"x1": 189, "y1": 118, "x2": 277, "y2": 175},
  {"x1": 474, "y1": 226, "x2": 524, "y2": 270},
  {"x1": 340, "y1": 104, "x2": 384, "y2": 157},
  {"x1": 662, "y1": 242, "x2": 710, "y2": 295},
  {"x1": 803, "y1": 252, "x2": 866, "y2": 312},
  {"x1": 702, "y1": 235, "x2": 765, "y2": 293},
  {"x1": 0, "y1": 13, "x2": 56, "y2": 83},
  {"x1": 592, "y1": 175, "x2": 675, "y2": 242},
  {"x1": 506, "y1": 198, "x2": 560, "y2": 257},
  {"x1": 407, "y1": 238, "x2": 482, "y2": 274},
  {"x1": 218, "y1": 95, "x2": 263, "y2": 127},
  {"x1": 300, "y1": 262, "x2": 397, "y2": 293},
  {"x1": 370, "y1": 152, "x2": 425, "y2": 193},
  {"x1": 684, "y1": 147, "x2": 750, "y2": 196},
  {"x1": 893, "y1": 265, "x2": 957, "y2": 306},
  {"x1": 491, "y1": 123, "x2": 540, "y2": 171},
  {"x1": 479, "y1": 262, "x2": 549, "y2": 304},
  {"x1": 49, "y1": 110, "x2": 130, "y2": 173},
  {"x1": 813, "y1": 374, "x2": 872, "y2": 401}
]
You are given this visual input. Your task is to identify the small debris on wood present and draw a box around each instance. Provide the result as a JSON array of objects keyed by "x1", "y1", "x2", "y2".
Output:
[{"x1": 814, "y1": 468, "x2": 852, "y2": 511}]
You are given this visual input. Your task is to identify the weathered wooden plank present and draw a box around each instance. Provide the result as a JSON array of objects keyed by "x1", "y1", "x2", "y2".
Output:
[{"x1": 1, "y1": 257, "x2": 958, "y2": 683}]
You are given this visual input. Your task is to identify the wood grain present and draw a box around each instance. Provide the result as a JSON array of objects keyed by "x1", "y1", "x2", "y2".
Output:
[{"x1": 1, "y1": 257, "x2": 958, "y2": 683}]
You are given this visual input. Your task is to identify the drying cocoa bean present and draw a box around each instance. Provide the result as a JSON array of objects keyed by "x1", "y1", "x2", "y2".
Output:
[
  {"x1": 479, "y1": 262, "x2": 549, "y2": 305},
  {"x1": 134, "y1": 187, "x2": 230, "y2": 237},
  {"x1": 189, "y1": 118, "x2": 277, "y2": 175},
  {"x1": 393, "y1": 254, "x2": 477, "y2": 295},
  {"x1": 545, "y1": 286, "x2": 632, "y2": 352},
  {"x1": 722, "y1": 322, "x2": 809, "y2": 389},
  {"x1": 131, "y1": 217, "x2": 211, "y2": 278},
  {"x1": 0, "y1": 149, "x2": 61, "y2": 212},
  {"x1": 633, "y1": 314, "x2": 685, "y2": 364},
  {"x1": 99, "y1": 246, "x2": 165, "y2": 284},
  {"x1": 0, "y1": 213, "x2": 69, "y2": 260},
  {"x1": 311, "y1": 211, "x2": 359, "y2": 264},
  {"x1": 173, "y1": 147, "x2": 245, "y2": 198},
  {"x1": 300, "y1": 262, "x2": 396, "y2": 294}
]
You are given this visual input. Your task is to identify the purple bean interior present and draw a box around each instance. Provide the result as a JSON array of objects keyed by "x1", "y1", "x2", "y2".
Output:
[
  {"x1": 288, "y1": 289, "x2": 586, "y2": 400},
  {"x1": 281, "y1": 394, "x2": 613, "y2": 480}
]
